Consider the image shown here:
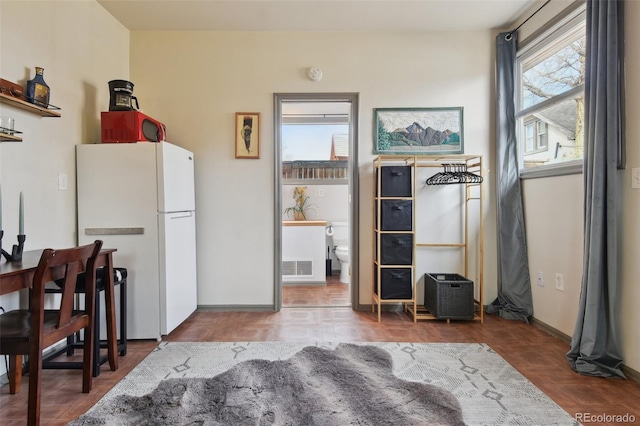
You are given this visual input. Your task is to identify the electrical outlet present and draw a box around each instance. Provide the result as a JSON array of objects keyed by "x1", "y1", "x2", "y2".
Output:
[
  {"x1": 537, "y1": 271, "x2": 544, "y2": 287},
  {"x1": 318, "y1": 189, "x2": 324, "y2": 197},
  {"x1": 58, "y1": 172, "x2": 68, "y2": 191},
  {"x1": 555, "y1": 273, "x2": 564, "y2": 291},
  {"x1": 632, "y1": 167, "x2": 640, "y2": 189}
]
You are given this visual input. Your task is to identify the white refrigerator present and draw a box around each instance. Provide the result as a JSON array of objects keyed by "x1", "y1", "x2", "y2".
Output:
[{"x1": 76, "y1": 141, "x2": 197, "y2": 340}]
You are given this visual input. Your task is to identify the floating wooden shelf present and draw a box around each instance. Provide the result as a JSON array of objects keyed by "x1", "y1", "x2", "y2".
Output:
[
  {"x1": 0, "y1": 92, "x2": 61, "y2": 117},
  {"x1": 0, "y1": 131, "x2": 22, "y2": 142}
]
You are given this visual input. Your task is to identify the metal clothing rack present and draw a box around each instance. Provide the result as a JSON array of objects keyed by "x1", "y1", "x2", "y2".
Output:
[
  {"x1": 372, "y1": 154, "x2": 485, "y2": 323},
  {"x1": 425, "y1": 163, "x2": 483, "y2": 185}
]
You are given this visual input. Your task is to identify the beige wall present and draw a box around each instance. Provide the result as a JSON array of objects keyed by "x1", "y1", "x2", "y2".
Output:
[
  {"x1": 0, "y1": 0, "x2": 129, "y2": 377},
  {"x1": 2, "y1": 0, "x2": 637, "y2": 376},
  {"x1": 520, "y1": 0, "x2": 640, "y2": 373},
  {"x1": 619, "y1": 0, "x2": 640, "y2": 374},
  {"x1": 129, "y1": 30, "x2": 497, "y2": 308}
]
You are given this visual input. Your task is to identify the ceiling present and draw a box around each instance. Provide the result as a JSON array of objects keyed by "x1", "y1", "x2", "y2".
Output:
[{"x1": 96, "y1": 0, "x2": 538, "y2": 32}]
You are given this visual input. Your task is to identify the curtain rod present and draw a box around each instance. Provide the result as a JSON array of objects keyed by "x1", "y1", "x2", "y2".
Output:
[{"x1": 505, "y1": 0, "x2": 552, "y2": 41}]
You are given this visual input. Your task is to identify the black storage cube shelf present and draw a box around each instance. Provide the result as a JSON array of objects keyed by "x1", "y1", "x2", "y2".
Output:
[
  {"x1": 374, "y1": 268, "x2": 412, "y2": 299},
  {"x1": 424, "y1": 273, "x2": 475, "y2": 320},
  {"x1": 380, "y1": 233, "x2": 413, "y2": 265},
  {"x1": 377, "y1": 166, "x2": 412, "y2": 197},
  {"x1": 380, "y1": 200, "x2": 412, "y2": 231}
]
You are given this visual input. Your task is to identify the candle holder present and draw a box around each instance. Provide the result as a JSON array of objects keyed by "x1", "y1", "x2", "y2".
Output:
[{"x1": 0, "y1": 231, "x2": 25, "y2": 262}]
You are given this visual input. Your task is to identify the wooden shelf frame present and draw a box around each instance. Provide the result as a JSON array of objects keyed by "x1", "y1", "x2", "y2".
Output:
[{"x1": 372, "y1": 155, "x2": 485, "y2": 323}]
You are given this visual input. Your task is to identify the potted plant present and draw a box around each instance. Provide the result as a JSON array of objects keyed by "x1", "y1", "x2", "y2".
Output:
[{"x1": 284, "y1": 186, "x2": 316, "y2": 220}]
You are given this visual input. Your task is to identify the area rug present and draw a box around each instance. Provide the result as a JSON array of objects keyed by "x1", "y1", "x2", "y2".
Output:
[{"x1": 71, "y1": 342, "x2": 579, "y2": 425}]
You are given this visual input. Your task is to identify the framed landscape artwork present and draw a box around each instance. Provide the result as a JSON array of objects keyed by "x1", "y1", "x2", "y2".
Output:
[
  {"x1": 235, "y1": 112, "x2": 260, "y2": 159},
  {"x1": 374, "y1": 107, "x2": 464, "y2": 155}
]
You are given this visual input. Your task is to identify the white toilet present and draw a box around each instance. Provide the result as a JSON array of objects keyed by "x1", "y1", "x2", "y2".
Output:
[{"x1": 331, "y1": 221, "x2": 350, "y2": 284}]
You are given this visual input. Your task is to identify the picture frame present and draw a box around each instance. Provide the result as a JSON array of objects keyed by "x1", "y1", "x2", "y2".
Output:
[
  {"x1": 374, "y1": 107, "x2": 464, "y2": 155},
  {"x1": 235, "y1": 112, "x2": 260, "y2": 159}
]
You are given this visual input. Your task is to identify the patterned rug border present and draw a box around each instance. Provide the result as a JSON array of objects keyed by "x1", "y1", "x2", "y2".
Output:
[{"x1": 90, "y1": 342, "x2": 579, "y2": 425}]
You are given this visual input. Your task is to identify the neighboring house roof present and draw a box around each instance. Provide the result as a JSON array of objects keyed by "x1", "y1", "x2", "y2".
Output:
[
  {"x1": 331, "y1": 133, "x2": 349, "y2": 159},
  {"x1": 533, "y1": 101, "x2": 577, "y2": 139}
]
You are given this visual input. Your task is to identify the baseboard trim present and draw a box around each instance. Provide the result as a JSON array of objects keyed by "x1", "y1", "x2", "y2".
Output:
[
  {"x1": 282, "y1": 281, "x2": 327, "y2": 287},
  {"x1": 530, "y1": 317, "x2": 572, "y2": 343},
  {"x1": 531, "y1": 317, "x2": 640, "y2": 383},
  {"x1": 197, "y1": 305, "x2": 275, "y2": 312}
]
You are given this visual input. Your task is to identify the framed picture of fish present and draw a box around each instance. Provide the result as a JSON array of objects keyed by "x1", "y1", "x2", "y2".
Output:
[
  {"x1": 235, "y1": 112, "x2": 261, "y2": 159},
  {"x1": 373, "y1": 107, "x2": 464, "y2": 155}
]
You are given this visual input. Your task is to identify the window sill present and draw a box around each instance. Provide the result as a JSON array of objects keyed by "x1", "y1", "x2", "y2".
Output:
[{"x1": 520, "y1": 160, "x2": 583, "y2": 179}]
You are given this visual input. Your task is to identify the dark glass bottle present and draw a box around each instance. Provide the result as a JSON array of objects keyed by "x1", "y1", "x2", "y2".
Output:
[{"x1": 26, "y1": 67, "x2": 50, "y2": 108}]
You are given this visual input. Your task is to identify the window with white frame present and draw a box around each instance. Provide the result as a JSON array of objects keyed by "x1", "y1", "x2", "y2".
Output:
[
  {"x1": 524, "y1": 119, "x2": 548, "y2": 154},
  {"x1": 516, "y1": 4, "x2": 586, "y2": 173}
]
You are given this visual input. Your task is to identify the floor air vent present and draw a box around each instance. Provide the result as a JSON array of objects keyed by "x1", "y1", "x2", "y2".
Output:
[{"x1": 282, "y1": 260, "x2": 313, "y2": 276}]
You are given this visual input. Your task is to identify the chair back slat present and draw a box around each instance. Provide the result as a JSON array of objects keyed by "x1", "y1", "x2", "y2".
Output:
[
  {"x1": 31, "y1": 243, "x2": 101, "y2": 333},
  {"x1": 57, "y1": 261, "x2": 80, "y2": 328}
]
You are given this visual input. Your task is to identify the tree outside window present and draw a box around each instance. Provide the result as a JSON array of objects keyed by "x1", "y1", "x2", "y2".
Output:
[{"x1": 516, "y1": 8, "x2": 585, "y2": 171}]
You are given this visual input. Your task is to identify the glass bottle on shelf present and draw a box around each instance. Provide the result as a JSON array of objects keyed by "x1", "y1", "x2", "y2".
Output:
[{"x1": 26, "y1": 67, "x2": 50, "y2": 108}]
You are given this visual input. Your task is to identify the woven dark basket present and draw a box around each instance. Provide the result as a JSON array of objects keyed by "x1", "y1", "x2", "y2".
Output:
[{"x1": 424, "y1": 273, "x2": 474, "y2": 320}]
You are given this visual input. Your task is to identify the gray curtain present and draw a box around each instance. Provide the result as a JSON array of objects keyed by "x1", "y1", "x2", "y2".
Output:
[
  {"x1": 567, "y1": 0, "x2": 626, "y2": 379},
  {"x1": 486, "y1": 31, "x2": 534, "y2": 322}
]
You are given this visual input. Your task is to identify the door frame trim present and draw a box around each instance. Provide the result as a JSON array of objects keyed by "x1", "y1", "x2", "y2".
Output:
[{"x1": 273, "y1": 92, "x2": 360, "y2": 311}]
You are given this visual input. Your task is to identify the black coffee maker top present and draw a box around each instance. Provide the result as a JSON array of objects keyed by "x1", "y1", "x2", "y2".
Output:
[{"x1": 109, "y1": 79, "x2": 134, "y2": 93}]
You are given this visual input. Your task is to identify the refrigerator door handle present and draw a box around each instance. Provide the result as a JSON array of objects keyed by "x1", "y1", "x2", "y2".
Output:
[
  {"x1": 168, "y1": 211, "x2": 194, "y2": 219},
  {"x1": 85, "y1": 227, "x2": 144, "y2": 235}
]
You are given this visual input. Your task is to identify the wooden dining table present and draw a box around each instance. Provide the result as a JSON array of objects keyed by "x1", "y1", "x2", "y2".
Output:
[{"x1": 0, "y1": 248, "x2": 120, "y2": 375}]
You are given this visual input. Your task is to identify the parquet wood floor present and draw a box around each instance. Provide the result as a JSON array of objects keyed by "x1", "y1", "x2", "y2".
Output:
[{"x1": 1, "y1": 281, "x2": 639, "y2": 425}]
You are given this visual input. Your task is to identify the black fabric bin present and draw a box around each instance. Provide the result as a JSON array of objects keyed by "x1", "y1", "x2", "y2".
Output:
[
  {"x1": 377, "y1": 166, "x2": 412, "y2": 197},
  {"x1": 374, "y1": 268, "x2": 413, "y2": 299},
  {"x1": 424, "y1": 273, "x2": 475, "y2": 320},
  {"x1": 380, "y1": 233, "x2": 413, "y2": 265},
  {"x1": 380, "y1": 200, "x2": 412, "y2": 231}
]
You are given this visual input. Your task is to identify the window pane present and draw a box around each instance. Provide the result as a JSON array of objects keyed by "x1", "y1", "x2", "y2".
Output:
[
  {"x1": 517, "y1": 6, "x2": 585, "y2": 174},
  {"x1": 521, "y1": 36, "x2": 585, "y2": 110},
  {"x1": 521, "y1": 96, "x2": 584, "y2": 168},
  {"x1": 525, "y1": 123, "x2": 535, "y2": 152},
  {"x1": 537, "y1": 122, "x2": 548, "y2": 148}
]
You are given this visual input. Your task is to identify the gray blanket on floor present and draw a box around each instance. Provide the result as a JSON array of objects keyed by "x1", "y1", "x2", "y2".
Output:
[{"x1": 70, "y1": 343, "x2": 465, "y2": 425}]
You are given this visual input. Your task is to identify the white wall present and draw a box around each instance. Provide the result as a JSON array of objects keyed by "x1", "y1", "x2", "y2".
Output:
[
  {"x1": 129, "y1": 30, "x2": 496, "y2": 307},
  {"x1": 282, "y1": 184, "x2": 349, "y2": 223},
  {"x1": 523, "y1": 174, "x2": 583, "y2": 333},
  {"x1": 519, "y1": 0, "x2": 640, "y2": 373},
  {"x1": 0, "y1": 0, "x2": 129, "y2": 377}
]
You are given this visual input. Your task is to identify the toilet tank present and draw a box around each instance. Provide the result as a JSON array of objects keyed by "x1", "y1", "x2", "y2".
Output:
[{"x1": 331, "y1": 221, "x2": 349, "y2": 245}]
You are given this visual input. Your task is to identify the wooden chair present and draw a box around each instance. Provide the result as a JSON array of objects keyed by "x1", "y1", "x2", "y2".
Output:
[{"x1": 0, "y1": 240, "x2": 102, "y2": 425}]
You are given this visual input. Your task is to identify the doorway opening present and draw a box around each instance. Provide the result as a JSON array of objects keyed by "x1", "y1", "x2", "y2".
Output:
[{"x1": 274, "y1": 93, "x2": 359, "y2": 311}]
